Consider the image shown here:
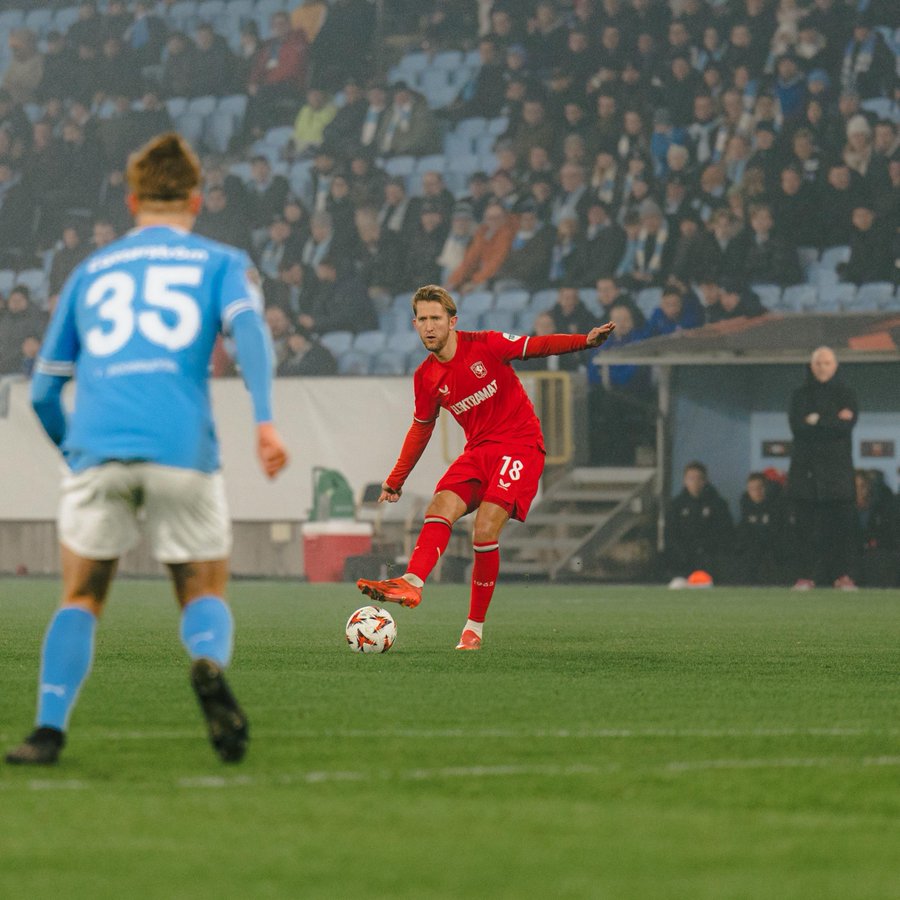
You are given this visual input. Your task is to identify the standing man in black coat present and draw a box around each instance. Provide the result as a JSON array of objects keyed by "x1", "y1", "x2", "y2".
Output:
[{"x1": 787, "y1": 346, "x2": 859, "y2": 590}]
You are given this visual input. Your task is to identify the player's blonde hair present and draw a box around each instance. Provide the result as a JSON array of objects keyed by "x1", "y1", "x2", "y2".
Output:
[
  {"x1": 411, "y1": 285, "x2": 457, "y2": 317},
  {"x1": 126, "y1": 132, "x2": 201, "y2": 206}
]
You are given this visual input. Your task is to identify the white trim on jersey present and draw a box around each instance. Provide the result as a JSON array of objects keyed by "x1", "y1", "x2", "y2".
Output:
[
  {"x1": 222, "y1": 298, "x2": 255, "y2": 328},
  {"x1": 36, "y1": 358, "x2": 76, "y2": 377},
  {"x1": 521, "y1": 337, "x2": 530, "y2": 359}
]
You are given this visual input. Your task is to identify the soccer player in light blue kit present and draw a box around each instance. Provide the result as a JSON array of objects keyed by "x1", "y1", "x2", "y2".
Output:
[{"x1": 6, "y1": 133, "x2": 289, "y2": 766}]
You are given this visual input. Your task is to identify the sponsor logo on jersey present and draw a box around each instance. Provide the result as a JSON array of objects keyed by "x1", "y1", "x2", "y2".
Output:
[
  {"x1": 450, "y1": 378, "x2": 498, "y2": 415},
  {"x1": 470, "y1": 360, "x2": 487, "y2": 378},
  {"x1": 502, "y1": 333, "x2": 522, "y2": 341}
]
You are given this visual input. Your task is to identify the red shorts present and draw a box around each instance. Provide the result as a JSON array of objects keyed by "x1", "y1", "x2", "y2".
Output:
[{"x1": 435, "y1": 442, "x2": 545, "y2": 522}]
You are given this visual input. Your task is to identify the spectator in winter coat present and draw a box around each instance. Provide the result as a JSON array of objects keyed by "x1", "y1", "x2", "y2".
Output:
[
  {"x1": 664, "y1": 461, "x2": 734, "y2": 581},
  {"x1": 446, "y1": 201, "x2": 517, "y2": 293},
  {"x1": 838, "y1": 205, "x2": 895, "y2": 285},
  {"x1": 851, "y1": 469, "x2": 898, "y2": 586},
  {"x1": 731, "y1": 472, "x2": 788, "y2": 585},
  {"x1": 787, "y1": 347, "x2": 859, "y2": 589},
  {"x1": 648, "y1": 284, "x2": 704, "y2": 336}
]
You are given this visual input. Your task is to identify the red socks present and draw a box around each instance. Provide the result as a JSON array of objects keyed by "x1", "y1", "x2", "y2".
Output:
[
  {"x1": 406, "y1": 516, "x2": 453, "y2": 584},
  {"x1": 468, "y1": 541, "x2": 500, "y2": 623}
]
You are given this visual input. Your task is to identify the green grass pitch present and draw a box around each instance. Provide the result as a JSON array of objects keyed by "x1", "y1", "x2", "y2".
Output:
[{"x1": 1, "y1": 579, "x2": 899, "y2": 899}]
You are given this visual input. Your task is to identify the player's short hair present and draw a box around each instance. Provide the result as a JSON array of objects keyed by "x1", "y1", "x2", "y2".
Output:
[
  {"x1": 411, "y1": 285, "x2": 457, "y2": 317},
  {"x1": 126, "y1": 132, "x2": 201, "y2": 203}
]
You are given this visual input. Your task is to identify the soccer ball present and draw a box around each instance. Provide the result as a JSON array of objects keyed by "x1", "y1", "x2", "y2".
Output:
[{"x1": 345, "y1": 606, "x2": 396, "y2": 653}]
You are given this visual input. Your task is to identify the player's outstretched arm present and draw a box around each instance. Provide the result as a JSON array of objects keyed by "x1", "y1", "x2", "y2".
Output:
[
  {"x1": 586, "y1": 322, "x2": 616, "y2": 346},
  {"x1": 231, "y1": 311, "x2": 289, "y2": 479},
  {"x1": 381, "y1": 418, "x2": 436, "y2": 502},
  {"x1": 520, "y1": 323, "x2": 615, "y2": 359}
]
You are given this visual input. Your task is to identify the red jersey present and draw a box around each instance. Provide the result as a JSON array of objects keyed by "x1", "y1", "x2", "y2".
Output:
[{"x1": 413, "y1": 330, "x2": 544, "y2": 451}]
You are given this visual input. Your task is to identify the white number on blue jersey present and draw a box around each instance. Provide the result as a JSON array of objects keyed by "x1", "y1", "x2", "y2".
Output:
[{"x1": 85, "y1": 265, "x2": 203, "y2": 357}]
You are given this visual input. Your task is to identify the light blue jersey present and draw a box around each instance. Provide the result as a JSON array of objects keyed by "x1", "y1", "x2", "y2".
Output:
[{"x1": 34, "y1": 225, "x2": 271, "y2": 474}]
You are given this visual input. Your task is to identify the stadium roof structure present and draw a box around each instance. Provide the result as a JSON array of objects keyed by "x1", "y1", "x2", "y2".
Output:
[{"x1": 596, "y1": 313, "x2": 900, "y2": 366}]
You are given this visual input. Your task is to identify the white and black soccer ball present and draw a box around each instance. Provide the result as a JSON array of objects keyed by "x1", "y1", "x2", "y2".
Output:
[{"x1": 345, "y1": 606, "x2": 396, "y2": 653}]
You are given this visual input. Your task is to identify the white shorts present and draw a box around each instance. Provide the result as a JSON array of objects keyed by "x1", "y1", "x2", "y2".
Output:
[{"x1": 58, "y1": 463, "x2": 232, "y2": 564}]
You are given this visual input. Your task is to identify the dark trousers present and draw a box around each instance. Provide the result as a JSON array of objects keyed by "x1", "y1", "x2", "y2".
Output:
[{"x1": 792, "y1": 499, "x2": 856, "y2": 585}]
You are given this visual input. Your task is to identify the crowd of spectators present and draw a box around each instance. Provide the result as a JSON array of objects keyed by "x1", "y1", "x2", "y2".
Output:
[
  {"x1": 664, "y1": 460, "x2": 900, "y2": 587},
  {"x1": 0, "y1": 0, "x2": 896, "y2": 385}
]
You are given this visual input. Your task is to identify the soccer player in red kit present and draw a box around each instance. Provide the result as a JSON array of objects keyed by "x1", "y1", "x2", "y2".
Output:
[{"x1": 357, "y1": 284, "x2": 615, "y2": 649}]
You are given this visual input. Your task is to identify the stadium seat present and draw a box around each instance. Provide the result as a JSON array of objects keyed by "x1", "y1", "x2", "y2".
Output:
[
  {"x1": 481, "y1": 310, "x2": 516, "y2": 332},
  {"x1": 187, "y1": 95, "x2": 218, "y2": 118},
  {"x1": 578, "y1": 288, "x2": 602, "y2": 315},
  {"x1": 263, "y1": 125, "x2": 294, "y2": 149},
  {"x1": 807, "y1": 263, "x2": 839, "y2": 290},
  {"x1": 15, "y1": 269, "x2": 48, "y2": 302},
  {"x1": 750, "y1": 284, "x2": 781, "y2": 311},
  {"x1": 781, "y1": 284, "x2": 818, "y2": 312},
  {"x1": 175, "y1": 111, "x2": 205, "y2": 146},
  {"x1": 217, "y1": 94, "x2": 248, "y2": 122},
  {"x1": 167, "y1": 1, "x2": 198, "y2": 29},
  {"x1": 405, "y1": 344, "x2": 429, "y2": 372},
  {"x1": 419, "y1": 69, "x2": 454, "y2": 106},
  {"x1": 23, "y1": 103, "x2": 42, "y2": 123},
  {"x1": 24, "y1": 8, "x2": 54, "y2": 35},
  {"x1": 447, "y1": 153, "x2": 481, "y2": 175},
  {"x1": 289, "y1": 159, "x2": 313, "y2": 199},
  {"x1": 197, "y1": 0, "x2": 226, "y2": 22},
  {"x1": 352, "y1": 330, "x2": 387, "y2": 353},
  {"x1": 0, "y1": 11, "x2": 25, "y2": 31},
  {"x1": 861, "y1": 98, "x2": 892, "y2": 119},
  {"x1": 397, "y1": 51, "x2": 430, "y2": 75},
  {"x1": 319, "y1": 331, "x2": 354, "y2": 356},
  {"x1": 486, "y1": 116, "x2": 509, "y2": 136},
  {"x1": 229, "y1": 161, "x2": 253, "y2": 182},
  {"x1": 457, "y1": 291, "x2": 494, "y2": 321},
  {"x1": 474, "y1": 133, "x2": 496, "y2": 157},
  {"x1": 203, "y1": 112, "x2": 236, "y2": 154},
  {"x1": 796, "y1": 246, "x2": 819, "y2": 271},
  {"x1": 529, "y1": 289, "x2": 558, "y2": 312},
  {"x1": 495, "y1": 290, "x2": 530, "y2": 313},
  {"x1": 636, "y1": 287, "x2": 662, "y2": 317},
  {"x1": 53, "y1": 7, "x2": 80, "y2": 33},
  {"x1": 337, "y1": 349, "x2": 373, "y2": 375},
  {"x1": 432, "y1": 50, "x2": 464, "y2": 70},
  {"x1": 455, "y1": 117, "x2": 488, "y2": 140},
  {"x1": 165, "y1": 97, "x2": 189, "y2": 119},
  {"x1": 516, "y1": 308, "x2": 540, "y2": 334},
  {"x1": 0, "y1": 268, "x2": 16, "y2": 295},
  {"x1": 371, "y1": 350, "x2": 406, "y2": 375},
  {"x1": 820, "y1": 245, "x2": 850, "y2": 271},
  {"x1": 415, "y1": 154, "x2": 447, "y2": 174},
  {"x1": 443, "y1": 132, "x2": 473, "y2": 157},
  {"x1": 855, "y1": 282, "x2": 895, "y2": 310},
  {"x1": 819, "y1": 282, "x2": 856, "y2": 312},
  {"x1": 383, "y1": 156, "x2": 415, "y2": 178}
]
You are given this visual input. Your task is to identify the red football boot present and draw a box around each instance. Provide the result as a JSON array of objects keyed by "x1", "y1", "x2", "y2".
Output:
[
  {"x1": 455, "y1": 629, "x2": 482, "y2": 651},
  {"x1": 356, "y1": 577, "x2": 422, "y2": 609}
]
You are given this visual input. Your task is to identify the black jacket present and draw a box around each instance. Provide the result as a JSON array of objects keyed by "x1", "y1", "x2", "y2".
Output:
[
  {"x1": 787, "y1": 371, "x2": 857, "y2": 502},
  {"x1": 664, "y1": 484, "x2": 734, "y2": 567}
]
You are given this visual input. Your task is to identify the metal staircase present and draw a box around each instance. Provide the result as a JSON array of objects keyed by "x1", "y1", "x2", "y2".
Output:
[{"x1": 502, "y1": 467, "x2": 658, "y2": 580}]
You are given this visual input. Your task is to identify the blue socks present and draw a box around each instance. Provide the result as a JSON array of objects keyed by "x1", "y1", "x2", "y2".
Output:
[
  {"x1": 179, "y1": 596, "x2": 234, "y2": 667},
  {"x1": 37, "y1": 607, "x2": 97, "y2": 732}
]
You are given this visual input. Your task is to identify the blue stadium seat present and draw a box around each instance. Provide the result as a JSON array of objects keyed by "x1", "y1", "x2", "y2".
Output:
[
  {"x1": 455, "y1": 117, "x2": 488, "y2": 139},
  {"x1": 371, "y1": 350, "x2": 406, "y2": 375},
  {"x1": 820, "y1": 245, "x2": 850, "y2": 271},
  {"x1": 197, "y1": 0, "x2": 226, "y2": 22},
  {"x1": 0, "y1": 268, "x2": 16, "y2": 295},
  {"x1": 819, "y1": 282, "x2": 856, "y2": 312},
  {"x1": 397, "y1": 51, "x2": 430, "y2": 74},
  {"x1": 781, "y1": 284, "x2": 818, "y2": 312},
  {"x1": 383, "y1": 156, "x2": 415, "y2": 178},
  {"x1": 166, "y1": 97, "x2": 189, "y2": 119},
  {"x1": 516, "y1": 307, "x2": 540, "y2": 334},
  {"x1": 530, "y1": 289, "x2": 558, "y2": 312},
  {"x1": 175, "y1": 111, "x2": 205, "y2": 146},
  {"x1": 319, "y1": 331, "x2": 354, "y2": 356},
  {"x1": 796, "y1": 246, "x2": 819, "y2": 271},
  {"x1": 263, "y1": 125, "x2": 294, "y2": 149},
  {"x1": 636, "y1": 287, "x2": 662, "y2": 317},
  {"x1": 337, "y1": 349, "x2": 373, "y2": 375},
  {"x1": 24, "y1": 8, "x2": 54, "y2": 35},
  {"x1": 481, "y1": 310, "x2": 516, "y2": 332},
  {"x1": 204, "y1": 112, "x2": 236, "y2": 154},
  {"x1": 457, "y1": 291, "x2": 494, "y2": 322},
  {"x1": 579, "y1": 288, "x2": 602, "y2": 315},
  {"x1": 53, "y1": 7, "x2": 80, "y2": 33},
  {"x1": 807, "y1": 263, "x2": 839, "y2": 290},
  {"x1": 447, "y1": 153, "x2": 481, "y2": 175},
  {"x1": 0, "y1": 11, "x2": 24, "y2": 31},
  {"x1": 23, "y1": 103, "x2": 42, "y2": 123},
  {"x1": 443, "y1": 132, "x2": 473, "y2": 157},
  {"x1": 15, "y1": 269, "x2": 48, "y2": 302},
  {"x1": 432, "y1": 50, "x2": 464, "y2": 70},
  {"x1": 167, "y1": 1, "x2": 199, "y2": 29},
  {"x1": 855, "y1": 282, "x2": 895, "y2": 310},
  {"x1": 352, "y1": 330, "x2": 387, "y2": 353},
  {"x1": 750, "y1": 284, "x2": 781, "y2": 311},
  {"x1": 288, "y1": 159, "x2": 313, "y2": 199},
  {"x1": 474, "y1": 133, "x2": 496, "y2": 157},
  {"x1": 419, "y1": 69, "x2": 454, "y2": 106},
  {"x1": 415, "y1": 154, "x2": 447, "y2": 174},
  {"x1": 861, "y1": 98, "x2": 892, "y2": 119},
  {"x1": 217, "y1": 94, "x2": 248, "y2": 122},
  {"x1": 495, "y1": 290, "x2": 530, "y2": 313},
  {"x1": 187, "y1": 95, "x2": 218, "y2": 118},
  {"x1": 463, "y1": 49, "x2": 480, "y2": 67},
  {"x1": 486, "y1": 116, "x2": 509, "y2": 136},
  {"x1": 405, "y1": 344, "x2": 429, "y2": 372}
]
